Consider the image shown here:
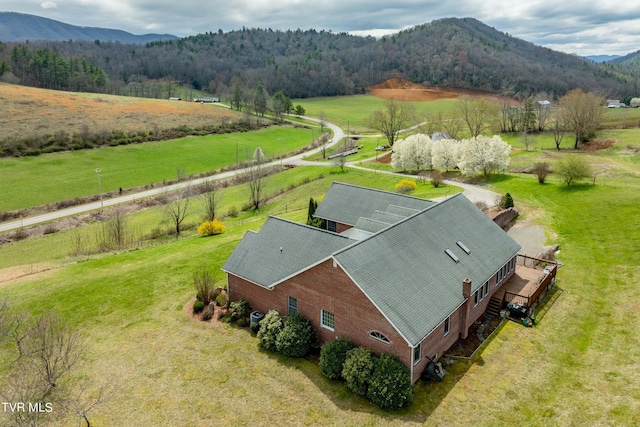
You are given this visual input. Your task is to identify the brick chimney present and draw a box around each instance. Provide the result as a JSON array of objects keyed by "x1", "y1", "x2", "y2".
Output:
[
  {"x1": 462, "y1": 278, "x2": 472, "y2": 299},
  {"x1": 460, "y1": 278, "x2": 472, "y2": 339}
]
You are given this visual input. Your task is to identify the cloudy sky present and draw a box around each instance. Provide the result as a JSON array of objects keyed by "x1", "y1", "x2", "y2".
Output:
[{"x1": 4, "y1": 1, "x2": 640, "y2": 56}]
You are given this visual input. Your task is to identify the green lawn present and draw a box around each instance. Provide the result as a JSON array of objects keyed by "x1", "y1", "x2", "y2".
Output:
[
  {"x1": 1, "y1": 117, "x2": 640, "y2": 425},
  {"x1": 0, "y1": 126, "x2": 314, "y2": 212},
  {"x1": 297, "y1": 95, "x2": 458, "y2": 133}
]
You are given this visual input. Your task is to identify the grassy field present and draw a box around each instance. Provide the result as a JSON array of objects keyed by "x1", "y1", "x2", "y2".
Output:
[
  {"x1": 1, "y1": 147, "x2": 638, "y2": 425},
  {"x1": 2, "y1": 90, "x2": 640, "y2": 425},
  {"x1": 0, "y1": 126, "x2": 316, "y2": 212},
  {"x1": 0, "y1": 83, "x2": 241, "y2": 141},
  {"x1": 297, "y1": 95, "x2": 458, "y2": 133}
]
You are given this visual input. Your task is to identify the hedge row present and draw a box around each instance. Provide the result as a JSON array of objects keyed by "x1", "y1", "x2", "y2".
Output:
[{"x1": 319, "y1": 338, "x2": 413, "y2": 410}]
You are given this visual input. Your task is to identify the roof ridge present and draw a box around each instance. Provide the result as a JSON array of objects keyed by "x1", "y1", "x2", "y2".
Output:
[
  {"x1": 265, "y1": 215, "x2": 354, "y2": 240},
  {"x1": 331, "y1": 194, "x2": 460, "y2": 257},
  {"x1": 330, "y1": 181, "x2": 436, "y2": 203}
]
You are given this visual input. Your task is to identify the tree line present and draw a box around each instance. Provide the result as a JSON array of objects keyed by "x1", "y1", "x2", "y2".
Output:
[{"x1": 1, "y1": 17, "x2": 638, "y2": 100}]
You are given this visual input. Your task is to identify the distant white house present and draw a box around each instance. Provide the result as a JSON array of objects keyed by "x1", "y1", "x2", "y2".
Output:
[
  {"x1": 537, "y1": 100, "x2": 551, "y2": 108},
  {"x1": 193, "y1": 97, "x2": 219, "y2": 103},
  {"x1": 607, "y1": 99, "x2": 626, "y2": 108}
]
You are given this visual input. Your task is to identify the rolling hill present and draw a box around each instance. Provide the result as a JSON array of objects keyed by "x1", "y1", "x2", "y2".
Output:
[
  {"x1": 0, "y1": 12, "x2": 177, "y2": 44},
  {"x1": 0, "y1": 16, "x2": 637, "y2": 99}
]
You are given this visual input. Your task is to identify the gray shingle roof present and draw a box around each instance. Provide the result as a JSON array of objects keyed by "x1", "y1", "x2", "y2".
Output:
[
  {"x1": 222, "y1": 216, "x2": 354, "y2": 288},
  {"x1": 313, "y1": 182, "x2": 434, "y2": 226},
  {"x1": 333, "y1": 193, "x2": 521, "y2": 346}
]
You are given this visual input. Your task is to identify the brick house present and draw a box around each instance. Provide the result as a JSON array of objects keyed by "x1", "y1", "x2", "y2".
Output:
[{"x1": 222, "y1": 183, "x2": 521, "y2": 383}]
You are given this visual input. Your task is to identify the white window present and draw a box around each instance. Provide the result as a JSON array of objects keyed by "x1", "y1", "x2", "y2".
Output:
[
  {"x1": 321, "y1": 310, "x2": 334, "y2": 330},
  {"x1": 484, "y1": 281, "x2": 489, "y2": 295},
  {"x1": 413, "y1": 343, "x2": 421, "y2": 365},
  {"x1": 444, "y1": 316, "x2": 450, "y2": 336},
  {"x1": 474, "y1": 290, "x2": 479, "y2": 306},
  {"x1": 288, "y1": 296, "x2": 297, "y2": 314},
  {"x1": 369, "y1": 331, "x2": 390, "y2": 344}
]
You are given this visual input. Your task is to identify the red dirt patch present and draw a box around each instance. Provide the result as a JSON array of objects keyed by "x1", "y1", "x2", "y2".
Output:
[
  {"x1": 368, "y1": 78, "x2": 499, "y2": 102},
  {"x1": 374, "y1": 152, "x2": 392, "y2": 164},
  {"x1": 581, "y1": 139, "x2": 616, "y2": 151}
]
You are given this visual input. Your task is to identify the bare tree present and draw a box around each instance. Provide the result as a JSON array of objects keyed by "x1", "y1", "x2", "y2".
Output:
[
  {"x1": 242, "y1": 163, "x2": 267, "y2": 211},
  {"x1": 65, "y1": 380, "x2": 111, "y2": 427},
  {"x1": 200, "y1": 181, "x2": 222, "y2": 222},
  {"x1": 333, "y1": 153, "x2": 348, "y2": 173},
  {"x1": 533, "y1": 162, "x2": 551, "y2": 184},
  {"x1": 369, "y1": 99, "x2": 416, "y2": 147},
  {"x1": 559, "y1": 89, "x2": 605, "y2": 148},
  {"x1": 1, "y1": 312, "x2": 84, "y2": 427},
  {"x1": 520, "y1": 131, "x2": 537, "y2": 151},
  {"x1": 550, "y1": 113, "x2": 567, "y2": 150},
  {"x1": 456, "y1": 96, "x2": 496, "y2": 137},
  {"x1": 318, "y1": 110, "x2": 327, "y2": 132},
  {"x1": 161, "y1": 184, "x2": 192, "y2": 236},
  {"x1": 440, "y1": 112, "x2": 462, "y2": 140}
]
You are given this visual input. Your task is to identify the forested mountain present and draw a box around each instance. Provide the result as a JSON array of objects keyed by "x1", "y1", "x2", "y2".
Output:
[
  {"x1": 0, "y1": 17, "x2": 637, "y2": 99},
  {"x1": 610, "y1": 50, "x2": 640, "y2": 68},
  {"x1": 0, "y1": 12, "x2": 177, "y2": 44}
]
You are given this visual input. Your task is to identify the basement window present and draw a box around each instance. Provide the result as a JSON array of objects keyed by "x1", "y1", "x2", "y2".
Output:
[{"x1": 445, "y1": 249, "x2": 459, "y2": 263}]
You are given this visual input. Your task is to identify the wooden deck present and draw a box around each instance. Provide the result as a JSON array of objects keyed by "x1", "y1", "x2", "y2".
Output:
[{"x1": 493, "y1": 255, "x2": 558, "y2": 309}]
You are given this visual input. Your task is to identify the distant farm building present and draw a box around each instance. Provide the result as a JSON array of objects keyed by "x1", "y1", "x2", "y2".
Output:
[{"x1": 193, "y1": 97, "x2": 219, "y2": 103}]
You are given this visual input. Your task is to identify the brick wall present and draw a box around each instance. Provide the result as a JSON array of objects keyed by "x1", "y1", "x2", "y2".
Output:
[{"x1": 227, "y1": 258, "x2": 478, "y2": 383}]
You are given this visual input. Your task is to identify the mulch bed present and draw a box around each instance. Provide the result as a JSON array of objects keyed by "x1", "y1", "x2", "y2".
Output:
[{"x1": 446, "y1": 316, "x2": 503, "y2": 358}]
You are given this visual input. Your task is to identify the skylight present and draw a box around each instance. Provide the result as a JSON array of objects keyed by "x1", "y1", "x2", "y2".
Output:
[
  {"x1": 445, "y1": 249, "x2": 459, "y2": 263},
  {"x1": 456, "y1": 241, "x2": 471, "y2": 255}
]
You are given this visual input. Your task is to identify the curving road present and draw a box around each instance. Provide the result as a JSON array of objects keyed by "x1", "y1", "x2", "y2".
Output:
[
  {"x1": 0, "y1": 117, "x2": 499, "y2": 233},
  {"x1": 0, "y1": 117, "x2": 345, "y2": 233}
]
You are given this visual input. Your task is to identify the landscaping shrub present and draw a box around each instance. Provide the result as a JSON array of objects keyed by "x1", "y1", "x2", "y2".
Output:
[
  {"x1": 533, "y1": 162, "x2": 551, "y2": 184},
  {"x1": 197, "y1": 219, "x2": 226, "y2": 236},
  {"x1": 366, "y1": 353, "x2": 413, "y2": 410},
  {"x1": 430, "y1": 170, "x2": 444, "y2": 188},
  {"x1": 275, "y1": 311, "x2": 314, "y2": 358},
  {"x1": 227, "y1": 206, "x2": 239, "y2": 218},
  {"x1": 395, "y1": 179, "x2": 417, "y2": 194},
  {"x1": 342, "y1": 347, "x2": 376, "y2": 396},
  {"x1": 250, "y1": 321, "x2": 261, "y2": 335},
  {"x1": 202, "y1": 304, "x2": 215, "y2": 321},
  {"x1": 215, "y1": 293, "x2": 227, "y2": 307},
  {"x1": 194, "y1": 267, "x2": 217, "y2": 305},
  {"x1": 319, "y1": 337, "x2": 357, "y2": 380},
  {"x1": 237, "y1": 317, "x2": 248, "y2": 327},
  {"x1": 499, "y1": 192, "x2": 514, "y2": 209},
  {"x1": 257, "y1": 310, "x2": 284, "y2": 352},
  {"x1": 192, "y1": 300, "x2": 205, "y2": 314},
  {"x1": 229, "y1": 299, "x2": 251, "y2": 320}
]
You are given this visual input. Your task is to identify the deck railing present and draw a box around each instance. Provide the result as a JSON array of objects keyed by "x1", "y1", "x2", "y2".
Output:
[{"x1": 506, "y1": 255, "x2": 558, "y2": 309}]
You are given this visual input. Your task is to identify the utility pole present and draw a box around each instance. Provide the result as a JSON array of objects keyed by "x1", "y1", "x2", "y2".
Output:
[{"x1": 95, "y1": 168, "x2": 104, "y2": 212}]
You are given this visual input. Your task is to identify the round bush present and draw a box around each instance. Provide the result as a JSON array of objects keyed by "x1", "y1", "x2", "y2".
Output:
[
  {"x1": 192, "y1": 300, "x2": 205, "y2": 314},
  {"x1": 275, "y1": 311, "x2": 314, "y2": 357},
  {"x1": 319, "y1": 337, "x2": 356, "y2": 380},
  {"x1": 342, "y1": 347, "x2": 375, "y2": 396},
  {"x1": 215, "y1": 293, "x2": 227, "y2": 307},
  {"x1": 257, "y1": 310, "x2": 284, "y2": 352},
  {"x1": 366, "y1": 353, "x2": 414, "y2": 410}
]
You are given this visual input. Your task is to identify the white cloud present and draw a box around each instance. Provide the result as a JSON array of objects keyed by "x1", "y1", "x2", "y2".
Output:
[{"x1": 40, "y1": 1, "x2": 58, "y2": 9}]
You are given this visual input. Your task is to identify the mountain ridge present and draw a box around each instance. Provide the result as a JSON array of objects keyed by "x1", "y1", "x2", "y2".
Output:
[{"x1": 0, "y1": 12, "x2": 178, "y2": 44}]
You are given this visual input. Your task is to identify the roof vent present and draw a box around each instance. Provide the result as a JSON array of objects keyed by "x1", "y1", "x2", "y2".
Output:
[
  {"x1": 456, "y1": 241, "x2": 471, "y2": 255},
  {"x1": 445, "y1": 249, "x2": 459, "y2": 263}
]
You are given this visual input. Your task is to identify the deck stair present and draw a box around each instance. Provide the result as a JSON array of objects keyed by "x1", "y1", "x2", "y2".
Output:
[{"x1": 486, "y1": 296, "x2": 503, "y2": 317}]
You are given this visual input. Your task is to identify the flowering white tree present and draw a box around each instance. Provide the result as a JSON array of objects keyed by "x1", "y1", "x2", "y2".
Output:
[
  {"x1": 391, "y1": 134, "x2": 432, "y2": 172},
  {"x1": 432, "y1": 139, "x2": 461, "y2": 172},
  {"x1": 458, "y1": 135, "x2": 511, "y2": 177}
]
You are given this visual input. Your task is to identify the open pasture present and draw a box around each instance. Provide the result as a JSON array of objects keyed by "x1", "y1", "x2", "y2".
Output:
[
  {"x1": 0, "y1": 126, "x2": 314, "y2": 212},
  {"x1": 0, "y1": 83, "x2": 240, "y2": 141}
]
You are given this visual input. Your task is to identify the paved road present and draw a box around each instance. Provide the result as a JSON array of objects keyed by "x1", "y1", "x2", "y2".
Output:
[
  {"x1": 0, "y1": 117, "x2": 344, "y2": 233},
  {"x1": 0, "y1": 117, "x2": 500, "y2": 233}
]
